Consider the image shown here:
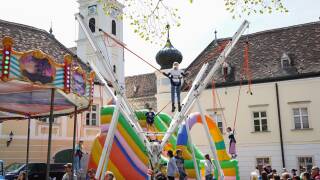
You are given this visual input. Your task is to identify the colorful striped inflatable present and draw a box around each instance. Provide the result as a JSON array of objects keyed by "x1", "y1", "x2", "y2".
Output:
[{"x1": 87, "y1": 106, "x2": 239, "y2": 179}]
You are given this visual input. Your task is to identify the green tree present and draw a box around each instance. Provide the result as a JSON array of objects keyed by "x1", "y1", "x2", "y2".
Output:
[{"x1": 99, "y1": 0, "x2": 288, "y2": 45}]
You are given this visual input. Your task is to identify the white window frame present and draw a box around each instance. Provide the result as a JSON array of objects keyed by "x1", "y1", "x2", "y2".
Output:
[
  {"x1": 252, "y1": 111, "x2": 268, "y2": 132},
  {"x1": 297, "y1": 156, "x2": 314, "y2": 173},
  {"x1": 86, "y1": 104, "x2": 99, "y2": 126},
  {"x1": 256, "y1": 157, "x2": 271, "y2": 170},
  {"x1": 281, "y1": 53, "x2": 291, "y2": 69},
  {"x1": 209, "y1": 112, "x2": 224, "y2": 134},
  {"x1": 288, "y1": 101, "x2": 311, "y2": 130},
  {"x1": 88, "y1": 5, "x2": 97, "y2": 16},
  {"x1": 38, "y1": 117, "x2": 57, "y2": 124},
  {"x1": 293, "y1": 107, "x2": 309, "y2": 129}
]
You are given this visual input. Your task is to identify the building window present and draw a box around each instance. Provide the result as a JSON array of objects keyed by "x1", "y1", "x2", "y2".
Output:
[
  {"x1": 281, "y1": 53, "x2": 291, "y2": 69},
  {"x1": 293, "y1": 108, "x2": 309, "y2": 129},
  {"x1": 253, "y1": 111, "x2": 268, "y2": 132},
  {"x1": 256, "y1": 157, "x2": 270, "y2": 170},
  {"x1": 298, "y1": 157, "x2": 313, "y2": 173},
  {"x1": 221, "y1": 62, "x2": 231, "y2": 76},
  {"x1": 86, "y1": 104, "x2": 99, "y2": 126},
  {"x1": 112, "y1": 20, "x2": 116, "y2": 35},
  {"x1": 88, "y1": 5, "x2": 97, "y2": 16},
  {"x1": 39, "y1": 117, "x2": 55, "y2": 124},
  {"x1": 89, "y1": 18, "x2": 96, "y2": 33},
  {"x1": 210, "y1": 113, "x2": 223, "y2": 133}
]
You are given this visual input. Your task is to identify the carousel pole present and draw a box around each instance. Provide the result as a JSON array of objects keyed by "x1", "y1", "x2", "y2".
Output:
[
  {"x1": 46, "y1": 88, "x2": 55, "y2": 180},
  {"x1": 72, "y1": 106, "x2": 77, "y2": 176},
  {"x1": 25, "y1": 116, "x2": 31, "y2": 180}
]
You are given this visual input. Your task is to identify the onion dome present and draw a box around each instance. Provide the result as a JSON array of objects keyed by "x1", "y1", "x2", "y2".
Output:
[{"x1": 156, "y1": 24, "x2": 183, "y2": 70}]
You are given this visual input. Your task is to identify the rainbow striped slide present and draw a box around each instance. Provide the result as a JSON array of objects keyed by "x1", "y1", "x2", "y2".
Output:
[
  {"x1": 176, "y1": 112, "x2": 239, "y2": 180},
  {"x1": 87, "y1": 106, "x2": 239, "y2": 179}
]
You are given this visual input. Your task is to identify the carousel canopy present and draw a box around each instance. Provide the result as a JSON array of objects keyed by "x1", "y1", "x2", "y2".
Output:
[{"x1": 0, "y1": 36, "x2": 95, "y2": 120}]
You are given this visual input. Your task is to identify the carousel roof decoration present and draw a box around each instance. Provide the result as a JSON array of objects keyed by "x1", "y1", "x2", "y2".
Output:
[
  {"x1": 155, "y1": 24, "x2": 183, "y2": 69},
  {"x1": 0, "y1": 36, "x2": 95, "y2": 120}
]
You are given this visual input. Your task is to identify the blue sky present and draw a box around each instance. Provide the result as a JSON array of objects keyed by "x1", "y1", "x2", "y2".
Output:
[{"x1": 0, "y1": 0, "x2": 319, "y2": 75}]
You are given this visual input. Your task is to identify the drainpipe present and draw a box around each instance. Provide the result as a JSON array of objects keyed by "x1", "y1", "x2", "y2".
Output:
[{"x1": 275, "y1": 83, "x2": 285, "y2": 167}]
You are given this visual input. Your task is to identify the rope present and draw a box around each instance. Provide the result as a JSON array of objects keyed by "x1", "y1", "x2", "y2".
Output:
[
  {"x1": 184, "y1": 40, "x2": 229, "y2": 73},
  {"x1": 232, "y1": 81, "x2": 242, "y2": 131},
  {"x1": 232, "y1": 41, "x2": 252, "y2": 131},
  {"x1": 155, "y1": 101, "x2": 171, "y2": 117},
  {"x1": 211, "y1": 80, "x2": 217, "y2": 111},
  {"x1": 244, "y1": 41, "x2": 253, "y2": 95},
  {"x1": 213, "y1": 83, "x2": 228, "y2": 128},
  {"x1": 100, "y1": 29, "x2": 162, "y2": 73}
]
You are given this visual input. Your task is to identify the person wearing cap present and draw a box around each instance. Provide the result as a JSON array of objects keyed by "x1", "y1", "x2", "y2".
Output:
[
  {"x1": 311, "y1": 166, "x2": 320, "y2": 180},
  {"x1": 163, "y1": 62, "x2": 187, "y2": 112},
  {"x1": 104, "y1": 171, "x2": 114, "y2": 180},
  {"x1": 62, "y1": 163, "x2": 76, "y2": 180},
  {"x1": 292, "y1": 169, "x2": 298, "y2": 176}
]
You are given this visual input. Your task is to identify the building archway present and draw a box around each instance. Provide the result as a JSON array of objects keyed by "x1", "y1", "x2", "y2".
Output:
[{"x1": 54, "y1": 149, "x2": 73, "y2": 163}]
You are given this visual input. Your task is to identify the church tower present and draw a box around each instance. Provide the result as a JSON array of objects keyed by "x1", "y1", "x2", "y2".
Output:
[{"x1": 76, "y1": 0, "x2": 125, "y2": 86}]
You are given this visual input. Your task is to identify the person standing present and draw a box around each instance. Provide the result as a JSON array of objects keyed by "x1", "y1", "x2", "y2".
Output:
[
  {"x1": 163, "y1": 62, "x2": 187, "y2": 112},
  {"x1": 204, "y1": 154, "x2": 215, "y2": 180},
  {"x1": 62, "y1": 163, "x2": 76, "y2": 180},
  {"x1": 250, "y1": 166, "x2": 260, "y2": 180},
  {"x1": 301, "y1": 172, "x2": 311, "y2": 180},
  {"x1": 226, "y1": 127, "x2": 237, "y2": 158},
  {"x1": 311, "y1": 166, "x2": 320, "y2": 180},
  {"x1": 74, "y1": 140, "x2": 84, "y2": 174},
  {"x1": 104, "y1": 171, "x2": 114, "y2": 180},
  {"x1": 175, "y1": 149, "x2": 187, "y2": 180},
  {"x1": 17, "y1": 171, "x2": 26, "y2": 180},
  {"x1": 86, "y1": 168, "x2": 97, "y2": 180},
  {"x1": 145, "y1": 107, "x2": 156, "y2": 131},
  {"x1": 167, "y1": 150, "x2": 179, "y2": 180}
]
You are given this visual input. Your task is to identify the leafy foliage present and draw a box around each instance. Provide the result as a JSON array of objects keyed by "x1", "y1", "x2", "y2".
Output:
[
  {"x1": 98, "y1": 0, "x2": 287, "y2": 45},
  {"x1": 224, "y1": 0, "x2": 288, "y2": 19}
]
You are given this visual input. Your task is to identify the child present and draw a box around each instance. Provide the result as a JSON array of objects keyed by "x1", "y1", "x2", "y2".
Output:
[
  {"x1": 175, "y1": 149, "x2": 187, "y2": 180},
  {"x1": 163, "y1": 62, "x2": 187, "y2": 112},
  {"x1": 226, "y1": 127, "x2": 237, "y2": 158},
  {"x1": 204, "y1": 154, "x2": 215, "y2": 180},
  {"x1": 145, "y1": 107, "x2": 156, "y2": 131},
  {"x1": 166, "y1": 150, "x2": 179, "y2": 180}
]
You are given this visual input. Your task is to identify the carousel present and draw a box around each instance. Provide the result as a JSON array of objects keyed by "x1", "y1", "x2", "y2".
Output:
[{"x1": 0, "y1": 36, "x2": 95, "y2": 178}]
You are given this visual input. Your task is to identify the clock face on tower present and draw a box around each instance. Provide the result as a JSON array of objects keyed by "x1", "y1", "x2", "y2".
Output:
[
  {"x1": 110, "y1": 8, "x2": 119, "y2": 18},
  {"x1": 88, "y1": 5, "x2": 97, "y2": 16}
]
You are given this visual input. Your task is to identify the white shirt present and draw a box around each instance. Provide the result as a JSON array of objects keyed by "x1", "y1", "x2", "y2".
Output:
[
  {"x1": 204, "y1": 159, "x2": 215, "y2": 176},
  {"x1": 250, "y1": 170, "x2": 259, "y2": 180},
  {"x1": 168, "y1": 69, "x2": 184, "y2": 83},
  {"x1": 167, "y1": 157, "x2": 179, "y2": 177}
]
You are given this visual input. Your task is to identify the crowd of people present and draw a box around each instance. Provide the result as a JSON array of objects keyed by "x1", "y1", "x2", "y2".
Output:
[{"x1": 250, "y1": 165, "x2": 320, "y2": 180}]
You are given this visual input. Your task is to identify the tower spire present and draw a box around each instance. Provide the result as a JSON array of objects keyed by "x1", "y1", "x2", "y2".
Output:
[
  {"x1": 49, "y1": 21, "x2": 53, "y2": 35},
  {"x1": 166, "y1": 24, "x2": 170, "y2": 40},
  {"x1": 214, "y1": 29, "x2": 218, "y2": 44}
]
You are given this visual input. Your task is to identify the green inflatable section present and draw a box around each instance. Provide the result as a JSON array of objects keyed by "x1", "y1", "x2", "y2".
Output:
[
  {"x1": 101, "y1": 106, "x2": 239, "y2": 180},
  {"x1": 101, "y1": 107, "x2": 205, "y2": 170}
]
